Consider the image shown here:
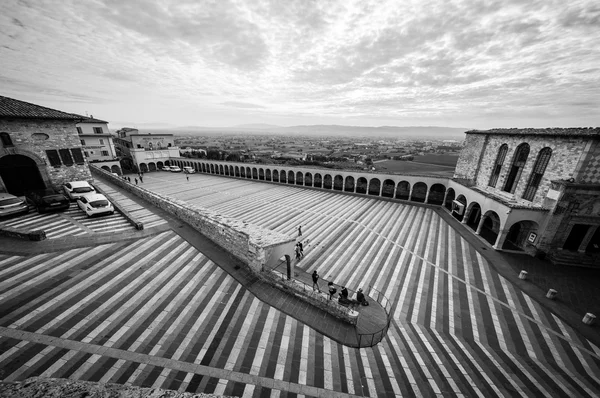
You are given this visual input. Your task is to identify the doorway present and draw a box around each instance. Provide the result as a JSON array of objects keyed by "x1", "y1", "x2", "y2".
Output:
[
  {"x1": 563, "y1": 224, "x2": 590, "y2": 252},
  {"x1": 0, "y1": 154, "x2": 45, "y2": 195}
]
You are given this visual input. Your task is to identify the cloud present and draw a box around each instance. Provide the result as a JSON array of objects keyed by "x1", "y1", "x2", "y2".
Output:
[{"x1": 221, "y1": 101, "x2": 266, "y2": 109}]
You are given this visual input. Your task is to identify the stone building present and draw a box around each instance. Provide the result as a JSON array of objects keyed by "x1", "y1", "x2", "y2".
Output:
[
  {"x1": 0, "y1": 95, "x2": 92, "y2": 195},
  {"x1": 76, "y1": 117, "x2": 121, "y2": 175},
  {"x1": 113, "y1": 128, "x2": 179, "y2": 172},
  {"x1": 451, "y1": 128, "x2": 600, "y2": 266}
]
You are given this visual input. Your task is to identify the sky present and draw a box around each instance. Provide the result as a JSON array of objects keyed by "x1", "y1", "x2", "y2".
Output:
[{"x1": 1, "y1": 0, "x2": 599, "y2": 130}]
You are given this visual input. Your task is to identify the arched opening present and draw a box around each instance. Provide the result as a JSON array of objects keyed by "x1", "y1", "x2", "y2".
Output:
[
  {"x1": 444, "y1": 188, "x2": 456, "y2": 210},
  {"x1": 218, "y1": 165, "x2": 224, "y2": 175},
  {"x1": 333, "y1": 175, "x2": 343, "y2": 191},
  {"x1": 368, "y1": 178, "x2": 380, "y2": 196},
  {"x1": 201, "y1": 163, "x2": 207, "y2": 173},
  {"x1": 305, "y1": 173, "x2": 312, "y2": 186},
  {"x1": 396, "y1": 181, "x2": 410, "y2": 200},
  {"x1": 465, "y1": 202, "x2": 481, "y2": 231},
  {"x1": 503, "y1": 143, "x2": 530, "y2": 194},
  {"x1": 224, "y1": 166, "x2": 230, "y2": 176},
  {"x1": 563, "y1": 224, "x2": 590, "y2": 252},
  {"x1": 480, "y1": 211, "x2": 500, "y2": 245},
  {"x1": 157, "y1": 161, "x2": 164, "y2": 170},
  {"x1": 101, "y1": 166, "x2": 110, "y2": 172},
  {"x1": 288, "y1": 170, "x2": 295, "y2": 184},
  {"x1": 453, "y1": 194, "x2": 467, "y2": 221},
  {"x1": 411, "y1": 182, "x2": 427, "y2": 202},
  {"x1": 427, "y1": 184, "x2": 446, "y2": 205},
  {"x1": 240, "y1": 166, "x2": 246, "y2": 178},
  {"x1": 265, "y1": 169, "x2": 271, "y2": 181},
  {"x1": 210, "y1": 164, "x2": 215, "y2": 174},
  {"x1": 273, "y1": 169, "x2": 279, "y2": 182},
  {"x1": 111, "y1": 165, "x2": 122, "y2": 175},
  {"x1": 344, "y1": 176, "x2": 355, "y2": 193},
  {"x1": 164, "y1": 160, "x2": 170, "y2": 166},
  {"x1": 324, "y1": 174, "x2": 333, "y2": 189},
  {"x1": 259, "y1": 168, "x2": 265, "y2": 180},
  {"x1": 314, "y1": 173, "x2": 322, "y2": 188},
  {"x1": 194, "y1": 163, "x2": 199, "y2": 172},
  {"x1": 252, "y1": 168, "x2": 258, "y2": 179},
  {"x1": 280, "y1": 170, "x2": 287, "y2": 183},
  {"x1": 244, "y1": 167, "x2": 250, "y2": 178},
  {"x1": 503, "y1": 220, "x2": 539, "y2": 251},
  {"x1": 356, "y1": 177, "x2": 367, "y2": 194},
  {"x1": 235, "y1": 166, "x2": 240, "y2": 177},
  {"x1": 382, "y1": 179, "x2": 395, "y2": 198},
  {"x1": 148, "y1": 162, "x2": 157, "y2": 171},
  {"x1": 296, "y1": 171, "x2": 303, "y2": 185},
  {"x1": 139, "y1": 163, "x2": 148, "y2": 173}
]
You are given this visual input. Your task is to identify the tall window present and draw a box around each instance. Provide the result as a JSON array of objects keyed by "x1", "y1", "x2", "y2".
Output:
[
  {"x1": 93, "y1": 127, "x2": 103, "y2": 134},
  {"x1": 46, "y1": 150, "x2": 61, "y2": 166},
  {"x1": 99, "y1": 139, "x2": 104, "y2": 145},
  {"x1": 71, "y1": 148, "x2": 85, "y2": 164},
  {"x1": 80, "y1": 139, "x2": 86, "y2": 145},
  {"x1": 59, "y1": 148, "x2": 74, "y2": 166},
  {"x1": 503, "y1": 143, "x2": 530, "y2": 194},
  {"x1": 101, "y1": 150, "x2": 109, "y2": 156},
  {"x1": 488, "y1": 144, "x2": 508, "y2": 187},
  {"x1": 522, "y1": 147, "x2": 552, "y2": 201},
  {"x1": 76, "y1": 127, "x2": 83, "y2": 134},
  {"x1": 0, "y1": 132, "x2": 13, "y2": 147}
]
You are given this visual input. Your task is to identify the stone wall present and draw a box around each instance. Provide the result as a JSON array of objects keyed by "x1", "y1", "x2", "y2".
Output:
[
  {"x1": 453, "y1": 133, "x2": 487, "y2": 183},
  {"x1": 0, "y1": 118, "x2": 92, "y2": 190},
  {"x1": 579, "y1": 140, "x2": 600, "y2": 184},
  {"x1": 91, "y1": 167, "x2": 296, "y2": 273}
]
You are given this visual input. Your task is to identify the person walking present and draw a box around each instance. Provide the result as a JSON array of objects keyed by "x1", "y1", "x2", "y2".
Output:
[
  {"x1": 328, "y1": 282, "x2": 337, "y2": 300},
  {"x1": 312, "y1": 270, "x2": 320, "y2": 292},
  {"x1": 298, "y1": 225, "x2": 302, "y2": 237},
  {"x1": 139, "y1": 175, "x2": 143, "y2": 183},
  {"x1": 298, "y1": 242, "x2": 304, "y2": 258},
  {"x1": 295, "y1": 244, "x2": 302, "y2": 261},
  {"x1": 135, "y1": 178, "x2": 138, "y2": 185},
  {"x1": 186, "y1": 175, "x2": 189, "y2": 182}
]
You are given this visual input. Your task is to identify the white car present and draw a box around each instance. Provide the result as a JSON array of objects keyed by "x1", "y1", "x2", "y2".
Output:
[
  {"x1": 76, "y1": 193, "x2": 114, "y2": 217},
  {"x1": 0, "y1": 193, "x2": 29, "y2": 217},
  {"x1": 63, "y1": 181, "x2": 95, "y2": 200},
  {"x1": 183, "y1": 166, "x2": 196, "y2": 174},
  {"x1": 170, "y1": 166, "x2": 182, "y2": 172},
  {"x1": 161, "y1": 166, "x2": 172, "y2": 171}
]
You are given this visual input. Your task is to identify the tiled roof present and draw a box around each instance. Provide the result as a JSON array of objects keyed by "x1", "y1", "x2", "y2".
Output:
[
  {"x1": 75, "y1": 115, "x2": 109, "y2": 124},
  {"x1": 0, "y1": 95, "x2": 83, "y2": 120},
  {"x1": 466, "y1": 127, "x2": 600, "y2": 137}
]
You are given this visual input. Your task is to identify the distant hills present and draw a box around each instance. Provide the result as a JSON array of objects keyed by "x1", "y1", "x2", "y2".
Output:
[{"x1": 153, "y1": 124, "x2": 468, "y2": 139}]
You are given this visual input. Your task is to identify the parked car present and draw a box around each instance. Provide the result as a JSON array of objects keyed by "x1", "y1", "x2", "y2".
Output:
[
  {"x1": 25, "y1": 188, "x2": 70, "y2": 213},
  {"x1": 183, "y1": 166, "x2": 196, "y2": 174},
  {"x1": 76, "y1": 193, "x2": 114, "y2": 217},
  {"x1": 0, "y1": 193, "x2": 29, "y2": 217},
  {"x1": 63, "y1": 181, "x2": 95, "y2": 200},
  {"x1": 161, "y1": 166, "x2": 172, "y2": 171},
  {"x1": 170, "y1": 166, "x2": 182, "y2": 172}
]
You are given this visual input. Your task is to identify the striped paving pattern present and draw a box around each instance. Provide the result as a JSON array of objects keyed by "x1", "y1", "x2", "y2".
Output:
[
  {"x1": 0, "y1": 172, "x2": 599, "y2": 397},
  {"x1": 0, "y1": 203, "x2": 136, "y2": 238}
]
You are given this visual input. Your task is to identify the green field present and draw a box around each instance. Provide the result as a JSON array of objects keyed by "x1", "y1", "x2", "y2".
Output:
[
  {"x1": 375, "y1": 159, "x2": 456, "y2": 176},
  {"x1": 411, "y1": 153, "x2": 459, "y2": 166}
]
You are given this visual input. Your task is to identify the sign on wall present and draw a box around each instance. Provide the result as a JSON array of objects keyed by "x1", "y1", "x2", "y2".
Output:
[{"x1": 527, "y1": 232, "x2": 537, "y2": 243}]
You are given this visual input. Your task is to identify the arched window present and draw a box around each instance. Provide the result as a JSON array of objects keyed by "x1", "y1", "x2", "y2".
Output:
[
  {"x1": 0, "y1": 132, "x2": 13, "y2": 147},
  {"x1": 503, "y1": 143, "x2": 529, "y2": 194},
  {"x1": 488, "y1": 144, "x2": 508, "y2": 187},
  {"x1": 522, "y1": 147, "x2": 552, "y2": 201}
]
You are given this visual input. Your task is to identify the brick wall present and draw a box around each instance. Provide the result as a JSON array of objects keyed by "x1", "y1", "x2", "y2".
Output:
[
  {"x1": 0, "y1": 118, "x2": 92, "y2": 189},
  {"x1": 453, "y1": 134, "x2": 486, "y2": 183}
]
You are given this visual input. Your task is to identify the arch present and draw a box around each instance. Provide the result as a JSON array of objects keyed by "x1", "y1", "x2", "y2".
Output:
[
  {"x1": 240, "y1": 166, "x2": 246, "y2": 178},
  {"x1": 480, "y1": 211, "x2": 501, "y2": 245},
  {"x1": 148, "y1": 162, "x2": 156, "y2": 171},
  {"x1": 259, "y1": 168, "x2": 265, "y2": 180},
  {"x1": 427, "y1": 183, "x2": 446, "y2": 205},
  {"x1": 111, "y1": 165, "x2": 122, "y2": 175},
  {"x1": 503, "y1": 143, "x2": 530, "y2": 194},
  {"x1": 164, "y1": 160, "x2": 170, "y2": 166},
  {"x1": 453, "y1": 194, "x2": 467, "y2": 221},
  {"x1": 288, "y1": 170, "x2": 295, "y2": 184},
  {"x1": 296, "y1": 171, "x2": 303, "y2": 185},
  {"x1": 324, "y1": 174, "x2": 333, "y2": 189},
  {"x1": 280, "y1": 170, "x2": 287, "y2": 183},
  {"x1": 356, "y1": 177, "x2": 367, "y2": 194},
  {"x1": 201, "y1": 163, "x2": 206, "y2": 173},
  {"x1": 139, "y1": 163, "x2": 148, "y2": 173},
  {"x1": 218, "y1": 165, "x2": 223, "y2": 175},
  {"x1": 209, "y1": 164, "x2": 215, "y2": 174},
  {"x1": 101, "y1": 165, "x2": 110, "y2": 171},
  {"x1": 0, "y1": 154, "x2": 46, "y2": 194},
  {"x1": 314, "y1": 173, "x2": 322, "y2": 188},
  {"x1": 465, "y1": 202, "x2": 481, "y2": 231},
  {"x1": 156, "y1": 161, "x2": 164, "y2": 170},
  {"x1": 368, "y1": 178, "x2": 380, "y2": 196},
  {"x1": 333, "y1": 175, "x2": 343, "y2": 191},
  {"x1": 194, "y1": 163, "x2": 200, "y2": 172},
  {"x1": 224, "y1": 165, "x2": 230, "y2": 176},
  {"x1": 273, "y1": 169, "x2": 279, "y2": 182},
  {"x1": 381, "y1": 179, "x2": 395, "y2": 197},
  {"x1": 411, "y1": 182, "x2": 427, "y2": 202},
  {"x1": 396, "y1": 181, "x2": 410, "y2": 200},
  {"x1": 489, "y1": 144, "x2": 509, "y2": 187},
  {"x1": 266, "y1": 169, "x2": 271, "y2": 181},
  {"x1": 235, "y1": 166, "x2": 240, "y2": 177},
  {"x1": 252, "y1": 167, "x2": 258, "y2": 179},
  {"x1": 344, "y1": 176, "x2": 355, "y2": 193},
  {"x1": 246, "y1": 167, "x2": 252, "y2": 178},
  {"x1": 503, "y1": 220, "x2": 539, "y2": 250},
  {"x1": 304, "y1": 172, "x2": 312, "y2": 186},
  {"x1": 522, "y1": 147, "x2": 552, "y2": 201}
]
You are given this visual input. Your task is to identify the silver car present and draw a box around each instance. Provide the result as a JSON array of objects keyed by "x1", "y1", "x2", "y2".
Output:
[{"x1": 0, "y1": 193, "x2": 29, "y2": 217}]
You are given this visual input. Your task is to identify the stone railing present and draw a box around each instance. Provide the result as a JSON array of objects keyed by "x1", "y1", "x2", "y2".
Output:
[{"x1": 0, "y1": 225, "x2": 46, "y2": 241}]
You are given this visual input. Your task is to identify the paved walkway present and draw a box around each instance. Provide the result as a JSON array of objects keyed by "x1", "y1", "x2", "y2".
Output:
[{"x1": 1, "y1": 171, "x2": 599, "y2": 397}]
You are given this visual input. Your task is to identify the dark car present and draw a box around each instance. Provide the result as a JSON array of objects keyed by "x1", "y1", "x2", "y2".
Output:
[{"x1": 25, "y1": 189, "x2": 71, "y2": 213}]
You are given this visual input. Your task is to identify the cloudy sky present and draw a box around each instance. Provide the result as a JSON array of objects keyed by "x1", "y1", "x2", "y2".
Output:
[{"x1": 1, "y1": 0, "x2": 599, "y2": 129}]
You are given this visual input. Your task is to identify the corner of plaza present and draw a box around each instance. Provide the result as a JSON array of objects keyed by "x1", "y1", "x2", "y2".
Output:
[{"x1": 1, "y1": 96, "x2": 600, "y2": 397}]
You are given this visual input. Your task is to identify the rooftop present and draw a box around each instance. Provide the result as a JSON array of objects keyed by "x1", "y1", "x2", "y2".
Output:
[
  {"x1": 0, "y1": 95, "x2": 82, "y2": 120},
  {"x1": 466, "y1": 127, "x2": 600, "y2": 137}
]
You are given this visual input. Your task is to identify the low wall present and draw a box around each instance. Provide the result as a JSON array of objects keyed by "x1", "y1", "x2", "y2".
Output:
[
  {"x1": 91, "y1": 182, "x2": 143, "y2": 230},
  {"x1": 0, "y1": 225, "x2": 46, "y2": 241},
  {"x1": 91, "y1": 167, "x2": 296, "y2": 273}
]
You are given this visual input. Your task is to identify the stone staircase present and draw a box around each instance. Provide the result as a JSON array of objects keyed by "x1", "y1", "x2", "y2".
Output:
[{"x1": 549, "y1": 249, "x2": 600, "y2": 267}]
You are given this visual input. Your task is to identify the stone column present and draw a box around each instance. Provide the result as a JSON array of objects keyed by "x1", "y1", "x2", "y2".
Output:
[
  {"x1": 493, "y1": 228, "x2": 510, "y2": 250},
  {"x1": 424, "y1": 189, "x2": 430, "y2": 204},
  {"x1": 408, "y1": 186, "x2": 413, "y2": 201},
  {"x1": 578, "y1": 225, "x2": 598, "y2": 253},
  {"x1": 475, "y1": 217, "x2": 486, "y2": 235}
]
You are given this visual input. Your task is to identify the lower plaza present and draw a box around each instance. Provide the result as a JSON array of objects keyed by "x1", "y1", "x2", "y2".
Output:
[{"x1": 1, "y1": 171, "x2": 600, "y2": 397}]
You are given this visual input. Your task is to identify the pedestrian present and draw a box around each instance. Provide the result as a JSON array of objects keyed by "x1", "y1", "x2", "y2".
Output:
[
  {"x1": 298, "y1": 225, "x2": 302, "y2": 237},
  {"x1": 328, "y1": 282, "x2": 337, "y2": 300},
  {"x1": 139, "y1": 175, "x2": 143, "y2": 183},
  {"x1": 295, "y1": 244, "x2": 302, "y2": 260},
  {"x1": 356, "y1": 288, "x2": 369, "y2": 306},
  {"x1": 141, "y1": 171, "x2": 144, "y2": 177},
  {"x1": 135, "y1": 178, "x2": 138, "y2": 185},
  {"x1": 186, "y1": 175, "x2": 189, "y2": 182},
  {"x1": 298, "y1": 242, "x2": 304, "y2": 257},
  {"x1": 312, "y1": 270, "x2": 320, "y2": 292},
  {"x1": 340, "y1": 286, "x2": 348, "y2": 299}
]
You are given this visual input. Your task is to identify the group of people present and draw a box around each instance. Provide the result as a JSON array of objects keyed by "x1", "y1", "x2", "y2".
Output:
[
  {"x1": 311, "y1": 271, "x2": 368, "y2": 307},
  {"x1": 295, "y1": 242, "x2": 304, "y2": 260},
  {"x1": 120, "y1": 172, "x2": 144, "y2": 185}
]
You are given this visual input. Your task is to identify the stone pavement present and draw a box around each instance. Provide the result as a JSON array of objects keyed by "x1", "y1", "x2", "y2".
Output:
[{"x1": 1, "y1": 171, "x2": 600, "y2": 397}]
